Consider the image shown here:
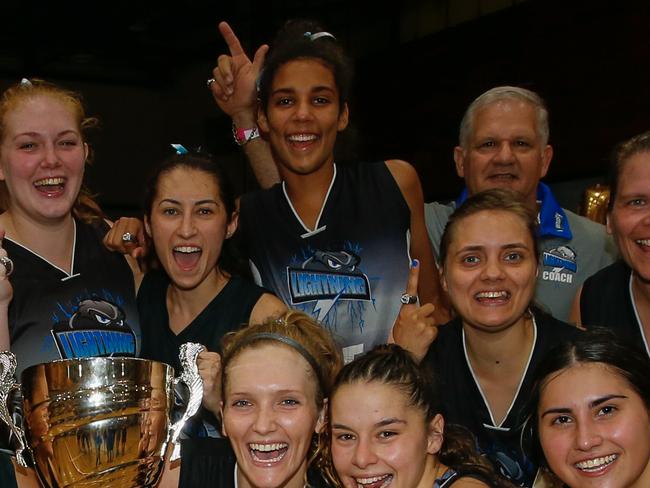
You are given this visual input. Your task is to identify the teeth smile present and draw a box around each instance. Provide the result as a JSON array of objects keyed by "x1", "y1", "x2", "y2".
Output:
[
  {"x1": 355, "y1": 474, "x2": 391, "y2": 487},
  {"x1": 288, "y1": 134, "x2": 317, "y2": 142},
  {"x1": 248, "y1": 443, "x2": 288, "y2": 463},
  {"x1": 249, "y1": 442, "x2": 288, "y2": 452},
  {"x1": 575, "y1": 454, "x2": 617, "y2": 471},
  {"x1": 475, "y1": 291, "x2": 508, "y2": 298},
  {"x1": 173, "y1": 246, "x2": 200, "y2": 253},
  {"x1": 34, "y1": 177, "x2": 64, "y2": 186},
  {"x1": 636, "y1": 239, "x2": 650, "y2": 246}
]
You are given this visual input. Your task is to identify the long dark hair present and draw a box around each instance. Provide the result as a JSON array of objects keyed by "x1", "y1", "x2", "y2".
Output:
[
  {"x1": 257, "y1": 18, "x2": 358, "y2": 164},
  {"x1": 258, "y1": 18, "x2": 353, "y2": 114},
  {"x1": 321, "y1": 344, "x2": 511, "y2": 487},
  {"x1": 142, "y1": 149, "x2": 247, "y2": 277},
  {"x1": 522, "y1": 327, "x2": 650, "y2": 477}
]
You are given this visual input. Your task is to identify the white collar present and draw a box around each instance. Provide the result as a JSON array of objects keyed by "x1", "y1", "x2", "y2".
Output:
[
  {"x1": 628, "y1": 273, "x2": 650, "y2": 357},
  {"x1": 462, "y1": 315, "x2": 538, "y2": 429},
  {"x1": 5, "y1": 218, "x2": 79, "y2": 279},
  {"x1": 281, "y1": 163, "x2": 337, "y2": 238}
]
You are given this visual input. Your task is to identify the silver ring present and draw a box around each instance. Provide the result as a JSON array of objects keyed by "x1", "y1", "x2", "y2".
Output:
[
  {"x1": 121, "y1": 232, "x2": 138, "y2": 244},
  {"x1": 400, "y1": 293, "x2": 418, "y2": 305},
  {"x1": 206, "y1": 78, "x2": 216, "y2": 88},
  {"x1": 0, "y1": 256, "x2": 13, "y2": 277}
]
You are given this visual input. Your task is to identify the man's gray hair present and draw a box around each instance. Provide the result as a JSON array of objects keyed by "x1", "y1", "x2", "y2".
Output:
[{"x1": 459, "y1": 86, "x2": 550, "y2": 149}]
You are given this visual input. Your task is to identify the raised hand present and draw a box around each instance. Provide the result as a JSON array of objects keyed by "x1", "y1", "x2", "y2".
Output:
[
  {"x1": 197, "y1": 350, "x2": 222, "y2": 417},
  {"x1": 103, "y1": 217, "x2": 149, "y2": 259},
  {"x1": 392, "y1": 259, "x2": 439, "y2": 362},
  {"x1": 209, "y1": 21, "x2": 269, "y2": 120}
]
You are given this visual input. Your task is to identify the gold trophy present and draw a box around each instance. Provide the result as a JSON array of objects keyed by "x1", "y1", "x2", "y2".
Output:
[
  {"x1": 581, "y1": 183, "x2": 610, "y2": 224},
  {"x1": 0, "y1": 343, "x2": 204, "y2": 487}
]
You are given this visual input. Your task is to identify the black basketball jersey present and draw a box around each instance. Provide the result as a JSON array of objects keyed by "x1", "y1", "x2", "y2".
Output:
[
  {"x1": 6, "y1": 219, "x2": 141, "y2": 379},
  {"x1": 580, "y1": 260, "x2": 650, "y2": 356},
  {"x1": 423, "y1": 310, "x2": 580, "y2": 487},
  {"x1": 239, "y1": 162, "x2": 411, "y2": 363},
  {"x1": 137, "y1": 269, "x2": 266, "y2": 439}
]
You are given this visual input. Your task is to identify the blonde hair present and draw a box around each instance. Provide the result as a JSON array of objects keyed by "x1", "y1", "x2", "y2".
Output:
[
  {"x1": 221, "y1": 310, "x2": 342, "y2": 485},
  {"x1": 0, "y1": 78, "x2": 103, "y2": 223},
  {"x1": 221, "y1": 309, "x2": 342, "y2": 410}
]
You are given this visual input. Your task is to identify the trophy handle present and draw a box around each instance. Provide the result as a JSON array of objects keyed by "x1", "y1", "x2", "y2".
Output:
[
  {"x1": 0, "y1": 351, "x2": 29, "y2": 467},
  {"x1": 168, "y1": 342, "x2": 205, "y2": 461}
]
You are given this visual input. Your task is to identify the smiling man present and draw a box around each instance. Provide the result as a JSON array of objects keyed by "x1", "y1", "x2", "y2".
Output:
[{"x1": 424, "y1": 86, "x2": 617, "y2": 321}]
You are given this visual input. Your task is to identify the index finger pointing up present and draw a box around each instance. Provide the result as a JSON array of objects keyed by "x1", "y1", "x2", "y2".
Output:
[
  {"x1": 405, "y1": 259, "x2": 420, "y2": 297},
  {"x1": 218, "y1": 21, "x2": 245, "y2": 56}
]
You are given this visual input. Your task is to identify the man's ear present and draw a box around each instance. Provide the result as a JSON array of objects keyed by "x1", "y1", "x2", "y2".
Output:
[
  {"x1": 540, "y1": 144, "x2": 553, "y2": 179},
  {"x1": 426, "y1": 413, "x2": 445, "y2": 455},
  {"x1": 453, "y1": 146, "x2": 466, "y2": 178},
  {"x1": 315, "y1": 398, "x2": 328, "y2": 434}
]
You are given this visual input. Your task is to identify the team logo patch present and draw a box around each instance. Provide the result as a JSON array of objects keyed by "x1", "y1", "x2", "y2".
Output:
[
  {"x1": 542, "y1": 246, "x2": 577, "y2": 283},
  {"x1": 287, "y1": 250, "x2": 371, "y2": 321},
  {"x1": 52, "y1": 298, "x2": 136, "y2": 358}
]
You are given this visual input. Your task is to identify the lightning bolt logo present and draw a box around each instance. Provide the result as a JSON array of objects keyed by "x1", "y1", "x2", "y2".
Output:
[{"x1": 313, "y1": 290, "x2": 345, "y2": 322}]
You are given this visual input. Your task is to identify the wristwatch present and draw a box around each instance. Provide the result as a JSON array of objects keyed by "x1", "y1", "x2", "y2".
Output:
[{"x1": 232, "y1": 124, "x2": 260, "y2": 146}]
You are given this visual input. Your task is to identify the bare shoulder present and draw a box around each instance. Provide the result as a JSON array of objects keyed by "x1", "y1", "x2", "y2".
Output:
[
  {"x1": 385, "y1": 159, "x2": 423, "y2": 204},
  {"x1": 385, "y1": 158, "x2": 419, "y2": 182},
  {"x1": 249, "y1": 292, "x2": 287, "y2": 324}
]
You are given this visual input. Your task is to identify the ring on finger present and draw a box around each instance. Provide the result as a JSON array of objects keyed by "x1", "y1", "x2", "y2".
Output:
[
  {"x1": 122, "y1": 232, "x2": 138, "y2": 244},
  {"x1": 206, "y1": 78, "x2": 216, "y2": 87},
  {"x1": 0, "y1": 256, "x2": 14, "y2": 277},
  {"x1": 400, "y1": 293, "x2": 418, "y2": 305}
]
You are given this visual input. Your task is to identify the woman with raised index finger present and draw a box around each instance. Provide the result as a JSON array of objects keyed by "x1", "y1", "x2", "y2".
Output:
[{"x1": 394, "y1": 188, "x2": 581, "y2": 487}]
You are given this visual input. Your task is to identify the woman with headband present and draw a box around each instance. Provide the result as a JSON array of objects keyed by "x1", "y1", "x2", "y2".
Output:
[{"x1": 179, "y1": 309, "x2": 342, "y2": 488}]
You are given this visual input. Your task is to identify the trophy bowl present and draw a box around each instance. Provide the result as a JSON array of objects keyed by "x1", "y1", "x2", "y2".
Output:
[{"x1": 0, "y1": 343, "x2": 204, "y2": 488}]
